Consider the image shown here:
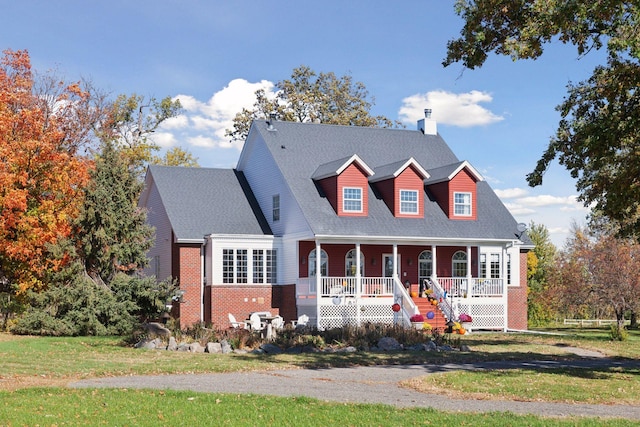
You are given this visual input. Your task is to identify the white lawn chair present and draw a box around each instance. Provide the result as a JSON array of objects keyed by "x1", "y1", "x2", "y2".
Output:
[
  {"x1": 291, "y1": 314, "x2": 309, "y2": 329},
  {"x1": 228, "y1": 313, "x2": 245, "y2": 329},
  {"x1": 249, "y1": 313, "x2": 264, "y2": 332},
  {"x1": 271, "y1": 315, "x2": 284, "y2": 330}
]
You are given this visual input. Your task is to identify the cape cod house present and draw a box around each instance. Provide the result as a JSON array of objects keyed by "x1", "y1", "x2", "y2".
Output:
[{"x1": 140, "y1": 112, "x2": 532, "y2": 331}]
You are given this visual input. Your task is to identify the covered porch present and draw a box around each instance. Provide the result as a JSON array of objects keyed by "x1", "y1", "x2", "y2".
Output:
[{"x1": 294, "y1": 240, "x2": 510, "y2": 331}]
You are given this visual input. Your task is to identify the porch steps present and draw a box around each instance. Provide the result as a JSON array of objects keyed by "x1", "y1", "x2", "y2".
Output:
[{"x1": 412, "y1": 297, "x2": 449, "y2": 332}]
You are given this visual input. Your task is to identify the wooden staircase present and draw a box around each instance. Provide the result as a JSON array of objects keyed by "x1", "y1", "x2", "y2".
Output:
[{"x1": 410, "y1": 287, "x2": 449, "y2": 332}]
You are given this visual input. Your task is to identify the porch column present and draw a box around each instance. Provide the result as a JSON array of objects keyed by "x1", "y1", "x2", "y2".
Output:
[
  {"x1": 431, "y1": 245, "x2": 438, "y2": 281},
  {"x1": 315, "y1": 241, "x2": 321, "y2": 329},
  {"x1": 393, "y1": 244, "x2": 398, "y2": 279},
  {"x1": 431, "y1": 245, "x2": 437, "y2": 279},
  {"x1": 466, "y1": 245, "x2": 472, "y2": 297},
  {"x1": 355, "y1": 242, "x2": 361, "y2": 326},
  {"x1": 355, "y1": 243, "x2": 361, "y2": 298}
]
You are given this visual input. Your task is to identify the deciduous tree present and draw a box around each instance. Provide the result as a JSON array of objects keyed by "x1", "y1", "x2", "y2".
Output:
[
  {"x1": 226, "y1": 65, "x2": 401, "y2": 142},
  {"x1": 444, "y1": 1, "x2": 640, "y2": 237},
  {"x1": 0, "y1": 49, "x2": 94, "y2": 292},
  {"x1": 151, "y1": 146, "x2": 199, "y2": 167},
  {"x1": 526, "y1": 222, "x2": 557, "y2": 326},
  {"x1": 97, "y1": 93, "x2": 182, "y2": 177}
]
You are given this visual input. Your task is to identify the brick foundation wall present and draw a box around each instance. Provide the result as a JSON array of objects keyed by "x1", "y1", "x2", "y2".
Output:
[
  {"x1": 209, "y1": 284, "x2": 296, "y2": 329},
  {"x1": 507, "y1": 251, "x2": 529, "y2": 330}
]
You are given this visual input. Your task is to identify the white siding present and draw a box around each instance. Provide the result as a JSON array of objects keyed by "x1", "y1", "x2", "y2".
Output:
[
  {"x1": 239, "y1": 133, "x2": 311, "y2": 237},
  {"x1": 143, "y1": 182, "x2": 173, "y2": 281}
]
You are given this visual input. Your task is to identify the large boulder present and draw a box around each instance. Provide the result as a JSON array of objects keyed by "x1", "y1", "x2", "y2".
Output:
[
  {"x1": 142, "y1": 322, "x2": 171, "y2": 339},
  {"x1": 377, "y1": 337, "x2": 402, "y2": 351}
]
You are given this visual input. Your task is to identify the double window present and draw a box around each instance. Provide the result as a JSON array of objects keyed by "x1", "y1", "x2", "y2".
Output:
[
  {"x1": 343, "y1": 187, "x2": 362, "y2": 212},
  {"x1": 400, "y1": 190, "x2": 418, "y2": 214},
  {"x1": 453, "y1": 192, "x2": 472, "y2": 216}
]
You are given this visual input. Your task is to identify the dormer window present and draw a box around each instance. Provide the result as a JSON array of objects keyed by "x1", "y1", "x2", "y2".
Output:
[
  {"x1": 312, "y1": 155, "x2": 372, "y2": 217},
  {"x1": 400, "y1": 190, "x2": 419, "y2": 214},
  {"x1": 454, "y1": 192, "x2": 472, "y2": 216},
  {"x1": 343, "y1": 187, "x2": 363, "y2": 212}
]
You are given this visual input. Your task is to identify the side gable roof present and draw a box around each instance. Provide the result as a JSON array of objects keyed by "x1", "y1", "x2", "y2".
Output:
[
  {"x1": 248, "y1": 120, "x2": 525, "y2": 242},
  {"x1": 369, "y1": 157, "x2": 430, "y2": 183},
  {"x1": 144, "y1": 165, "x2": 271, "y2": 242}
]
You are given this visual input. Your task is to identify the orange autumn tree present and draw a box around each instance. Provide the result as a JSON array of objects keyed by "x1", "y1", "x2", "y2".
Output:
[{"x1": 0, "y1": 49, "x2": 93, "y2": 293}]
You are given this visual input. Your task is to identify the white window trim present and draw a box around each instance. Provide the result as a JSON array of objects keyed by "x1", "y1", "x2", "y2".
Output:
[
  {"x1": 342, "y1": 187, "x2": 363, "y2": 213},
  {"x1": 453, "y1": 191, "x2": 472, "y2": 217},
  {"x1": 399, "y1": 189, "x2": 419, "y2": 215}
]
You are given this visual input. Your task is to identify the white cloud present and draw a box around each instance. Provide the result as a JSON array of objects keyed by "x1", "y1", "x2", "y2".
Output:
[
  {"x1": 150, "y1": 132, "x2": 178, "y2": 148},
  {"x1": 398, "y1": 90, "x2": 504, "y2": 127},
  {"x1": 503, "y1": 202, "x2": 536, "y2": 215},
  {"x1": 159, "y1": 114, "x2": 189, "y2": 130},
  {"x1": 494, "y1": 188, "x2": 529, "y2": 199},
  {"x1": 188, "y1": 135, "x2": 218, "y2": 148},
  {"x1": 159, "y1": 79, "x2": 278, "y2": 153},
  {"x1": 517, "y1": 194, "x2": 579, "y2": 207}
]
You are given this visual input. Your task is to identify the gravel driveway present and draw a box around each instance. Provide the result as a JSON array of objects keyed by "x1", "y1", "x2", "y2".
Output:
[{"x1": 71, "y1": 356, "x2": 640, "y2": 421}]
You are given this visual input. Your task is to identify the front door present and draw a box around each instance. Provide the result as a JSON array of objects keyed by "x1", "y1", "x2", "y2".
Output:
[{"x1": 382, "y1": 254, "x2": 400, "y2": 278}]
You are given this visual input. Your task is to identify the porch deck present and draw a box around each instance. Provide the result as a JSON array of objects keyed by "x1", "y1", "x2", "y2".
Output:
[{"x1": 295, "y1": 276, "x2": 508, "y2": 331}]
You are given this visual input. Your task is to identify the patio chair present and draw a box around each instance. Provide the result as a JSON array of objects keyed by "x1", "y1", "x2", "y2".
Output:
[
  {"x1": 249, "y1": 313, "x2": 264, "y2": 332},
  {"x1": 271, "y1": 315, "x2": 284, "y2": 330},
  {"x1": 291, "y1": 314, "x2": 309, "y2": 329},
  {"x1": 228, "y1": 313, "x2": 245, "y2": 329}
]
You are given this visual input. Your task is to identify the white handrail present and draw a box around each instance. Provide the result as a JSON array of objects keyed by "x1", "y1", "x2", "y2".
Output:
[{"x1": 393, "y1": 277, "x2": 418, "y2": 327}]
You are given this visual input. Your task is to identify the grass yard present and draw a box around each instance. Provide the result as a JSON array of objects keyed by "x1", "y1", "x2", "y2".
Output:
[
  {"x1": 0, "y1": 388, "x2": 637, "y2": 427},
  {"x1": 1, "y1": 327, "x2": 639, "y2": 425}
]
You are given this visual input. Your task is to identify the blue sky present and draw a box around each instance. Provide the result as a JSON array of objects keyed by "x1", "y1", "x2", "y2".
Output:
[{"x1": 2, "y1": 1, "x2": 601, "y2": 246}]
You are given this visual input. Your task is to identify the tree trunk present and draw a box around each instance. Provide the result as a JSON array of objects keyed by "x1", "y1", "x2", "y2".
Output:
[{"x1": 630, "y1": 310, "x2": 637, "y2": 329}]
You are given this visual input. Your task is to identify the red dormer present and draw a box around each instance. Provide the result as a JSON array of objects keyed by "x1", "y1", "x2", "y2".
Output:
[
  {"x1": 312, "y1": 154, "x2": 374, "y2": 217},
  {"x1": 370, "y1": 158, "x2": 430, "y2": 218},
  {"x1": 425, "y1": 160, "x2": 483, "y2": 220}
]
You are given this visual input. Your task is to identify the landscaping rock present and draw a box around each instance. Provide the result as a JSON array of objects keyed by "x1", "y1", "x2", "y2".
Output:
[
  {"x1": 189, "y1": 342, "x2": 205, "y2": 353},
  {"x1": 260, "y1": 343, "x2": 283, "y2": 354},
  {"x1": 220, "y1": 339, "x2": 233, "y2": 354},
  {"x1": 134, "y1": 339, "x2": 157, "y2": 350},
  {"x1": 142, "y1": 322, "x2": 171, "y2": 339},
  {"x1": 424, "y1": 341, "x2": 437, "y2": 351},
  {"x1": 167, "y1": 337, "x2": 178, "y2": 351},
  {"x1": 460, "y1": 344, "x2": 471, "y2": 352},
  {"x1": 377, "y1": 337, "x2": 401, "y2": 351},
  {"x1": 206, "y1": 342, "x2": 222, "y2": 354}
]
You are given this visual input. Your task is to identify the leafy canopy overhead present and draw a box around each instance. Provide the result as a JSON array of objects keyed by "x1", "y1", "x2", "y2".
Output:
[
  {"x1": 226, "y1": 65, "x2": 401, "y2": 142},
  {"x1": 444, "y1": 1, "x2": 640, "y2": 237}
]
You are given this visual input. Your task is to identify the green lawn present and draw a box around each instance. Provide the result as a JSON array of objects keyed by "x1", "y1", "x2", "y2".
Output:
[
  {"x1": 0, "y1": 388, "x2": 637, "y2": 427},
  {"x1": 1, "y1": 328, "x2": 639, "y2": 425}
]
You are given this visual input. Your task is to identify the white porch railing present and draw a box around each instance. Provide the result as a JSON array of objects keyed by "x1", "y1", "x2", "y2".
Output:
[
  {"x1": 295, "y1": 276, "x2": 417, "y2": 329},
  {"x1": 295, "y1": 276, "x2": 506, "y2": 331},
  {"x1": 435, "y1": 277, "x2": 504, "y2": 298},
  {"x1": 429, "y1": 277, "x2": 507, "y2": 332}
]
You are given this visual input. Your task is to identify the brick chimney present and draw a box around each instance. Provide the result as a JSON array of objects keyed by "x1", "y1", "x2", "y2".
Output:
[{"x1": 417, "y1": 108, "x2": 437, "y2": 135}]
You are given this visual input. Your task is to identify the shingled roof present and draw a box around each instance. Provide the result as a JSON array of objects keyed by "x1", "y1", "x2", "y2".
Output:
[
  {"x1": 145, "y1": 165, "x2": 271, "y2": 241},
  {"x1": 245, "y1": 120, "x2": 527, "y2": 242}
]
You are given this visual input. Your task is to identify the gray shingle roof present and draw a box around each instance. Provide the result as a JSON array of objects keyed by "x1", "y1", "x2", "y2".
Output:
[
  {"x1": 250, "y1": 120, "x2": 527, "y2": 242},
  {"x1": 146, "y1": 165, "x2": 271, "y2": 241}
]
